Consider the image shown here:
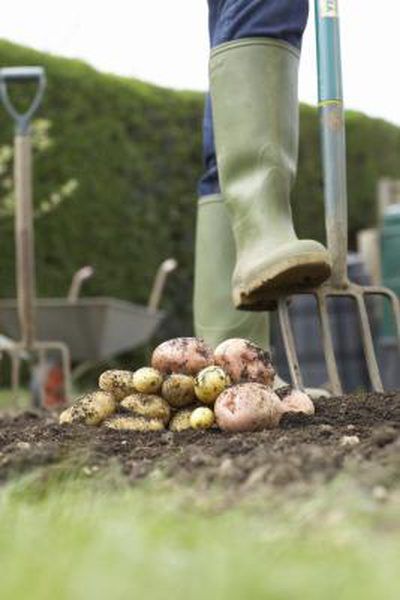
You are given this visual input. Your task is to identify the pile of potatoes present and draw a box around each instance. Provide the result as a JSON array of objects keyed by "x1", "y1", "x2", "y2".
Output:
[{"x1": 59, "y1": 337, "x2": 315, "y2": 433}]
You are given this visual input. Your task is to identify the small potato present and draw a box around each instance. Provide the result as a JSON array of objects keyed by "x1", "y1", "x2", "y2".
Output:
[
  {"x1": 120, "y1": 393, "x2": 171, "y2": 425},
  {"x1": 151, "y1": 337, "x2": 213, "y2": 376},
  {"x1": 99, "y1": 370, "x2": 136, "y2": 401},
  {"x1": 214, "y1": 383, "x2": 283, "y2": 432},
  {"x1": 190, "y1": 407, "x2": 215, "y2": 430},
  {"x1": 194, "y1": 366, "x2": 230, "y2": 405},
  {"x1": 59, "y1": 391, "x2": 116, "y2": 426},
  {"x1": 169, "y1": 408, "x2": 194, "y2": 432},
  {"x1": 162, "y1": 374, "x2": 196, "y2": 408},
  {"x1": 132, "y1": 367, "x2": 163, "y2": 394},
  {"x1": 279, "y1": 388, "x2": 315, "y2": 416},
  {"x1": 214, "y1": 338, "x2": 275, "y2": 386},
  {"x1": 59, "y1": 406, "x2": 75, "y2": 425},
  {"x1": 104, "y1": 416, "x2": 165, "y2": 432}
]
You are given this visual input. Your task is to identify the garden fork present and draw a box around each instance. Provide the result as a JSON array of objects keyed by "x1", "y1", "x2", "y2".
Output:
[{"x1": 278, "y1": 0, "x2": 400, "y2": 395}]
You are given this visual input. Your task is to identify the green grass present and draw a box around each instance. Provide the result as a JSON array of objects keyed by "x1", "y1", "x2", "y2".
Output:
[
  {"x1": 0, "y1": 388, "x2": 29, "y2": 409},
  {"x1": 0, "y1": 469, "x2": 399, "y2": 600}
]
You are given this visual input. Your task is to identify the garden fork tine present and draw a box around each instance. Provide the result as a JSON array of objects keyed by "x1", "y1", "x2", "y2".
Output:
[{"x1": 278, "y1": 0, "x2": 400, "y2": 395}]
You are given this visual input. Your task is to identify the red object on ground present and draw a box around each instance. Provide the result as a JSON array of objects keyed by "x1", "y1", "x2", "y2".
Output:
[{"x1": 43, "y1": 364, "x2": 65, "y2": 408}]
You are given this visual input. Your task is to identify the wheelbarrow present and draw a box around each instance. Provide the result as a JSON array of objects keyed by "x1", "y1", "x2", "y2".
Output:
[
  {"x1": 0, "y1": 66, "x2": 177, "y2": 407},
  {"x1": 0, "y1": 259, "x2": 177, "y2": 406}
]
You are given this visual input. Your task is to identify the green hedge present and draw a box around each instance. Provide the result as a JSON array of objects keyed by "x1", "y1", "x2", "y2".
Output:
[{"x1": 1, "y1": 39, "x2": 400, "y2": 348}]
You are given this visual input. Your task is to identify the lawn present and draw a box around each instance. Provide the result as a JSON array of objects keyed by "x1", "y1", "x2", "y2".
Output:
[{"x1": 0, "y1": 466, "x2": 399, "y2": 600}]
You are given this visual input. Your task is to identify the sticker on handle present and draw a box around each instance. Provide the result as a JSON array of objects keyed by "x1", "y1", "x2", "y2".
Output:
[{"x1": 320, "y1": 0, "x2": 338, "y2": 18}]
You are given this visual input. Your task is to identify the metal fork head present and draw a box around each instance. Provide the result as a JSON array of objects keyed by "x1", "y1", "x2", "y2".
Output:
[{"x1": 278, "y1": 282, "x2": 400, "y2": 396}]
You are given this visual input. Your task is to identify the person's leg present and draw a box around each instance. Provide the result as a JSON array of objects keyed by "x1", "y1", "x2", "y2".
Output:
[
  {"x1": 208, "y1": 0, "x2": 308, "y2": 49},
  {"x1": 194, "y1": 0, "x2": 310, "y2": 350},
  {"x1": 200, "y1": 0, "x2": 310, "y2": 199},
  {"x1": 195, "y1": 92, "x2": 269, "y2": 349},
  {"x1": 208, "y1": 0, "x2": 331, "y2": 310}
]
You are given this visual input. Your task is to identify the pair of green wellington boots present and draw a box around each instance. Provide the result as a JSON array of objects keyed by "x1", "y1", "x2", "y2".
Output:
[{"x1": 193, "y1": 39, "x2": 331, "y2": 395}]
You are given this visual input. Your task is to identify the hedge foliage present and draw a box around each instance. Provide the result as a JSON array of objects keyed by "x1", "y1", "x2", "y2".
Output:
[{"x1": 1, "y1": 40, "x2": 400, "y2": 347}]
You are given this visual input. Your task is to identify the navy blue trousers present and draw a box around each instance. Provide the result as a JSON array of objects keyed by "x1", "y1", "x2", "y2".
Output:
[{"x1": 198, "y1": 0, "x2": 309, "y2": 197}]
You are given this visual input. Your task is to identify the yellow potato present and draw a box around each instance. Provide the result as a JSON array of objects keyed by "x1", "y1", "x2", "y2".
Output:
[
  {"x1": 59, "y1": 406, "x2": 75, "y2": 425},
  {"x1": 59, "y1": 391, "x2": 116, "y2": 426},
  {"x1": 161, "y1": 374, "x2": 196, "y2": 408},
  {"x1": 169, "y1": 408, "x2": 194, "y2": 432},
  {"x1": 190, "y1": 407, "x2": 215, "y2": 430},
  {"x1": 98, "y1": 370, "x2": 136, "y2": 401},
  {"x1": 120, "y1": 393, "x2": 171, "y2": 425},
  {"x1": 132, "y1": 367, "x2": 163, "y2": 394},
  {"x1": 194, "y1": 366, "x2": 230, "y2": 405},
  {"x1": 104, "y1": 416, "x2": 165, "y2": 432}
]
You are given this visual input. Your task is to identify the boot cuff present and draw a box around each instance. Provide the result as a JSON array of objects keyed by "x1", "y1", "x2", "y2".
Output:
[{"x1": 210, "y1": 37, "x2": 300, "y2": 61}]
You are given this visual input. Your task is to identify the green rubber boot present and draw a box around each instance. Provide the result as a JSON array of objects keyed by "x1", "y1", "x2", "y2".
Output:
[
  {"x1": 194, "y1": 194, "x2": 269, "y2": 349},
  {"x1": 210, "y1": 38, "x2": 331, "y2": 310},
  {"x1": 193, "y1": 195, "x2": 329, "y2": 400}
]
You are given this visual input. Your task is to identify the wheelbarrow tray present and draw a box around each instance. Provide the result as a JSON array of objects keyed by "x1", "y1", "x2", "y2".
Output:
[{"x1": 0, "y1": 297, "x2": 164, "y2": 361}]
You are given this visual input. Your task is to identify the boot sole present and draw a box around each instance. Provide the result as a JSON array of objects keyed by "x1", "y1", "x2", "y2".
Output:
[{"x1": 233, "y1": 253, "x2": 332, "y2": 311}]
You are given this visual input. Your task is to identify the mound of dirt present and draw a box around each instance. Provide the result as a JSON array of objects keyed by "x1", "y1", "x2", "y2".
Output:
[{"x1": 1, "y1": 392, "x2": 400, "y2": 493}]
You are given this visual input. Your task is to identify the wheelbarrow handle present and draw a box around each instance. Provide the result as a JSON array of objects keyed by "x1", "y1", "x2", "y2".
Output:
[
  {"x1": 148, "y1": 258, "x2": 178, "y2": 313},
  {"x1": 0, "y1": 66, "x2": 46, "y2": 134}
]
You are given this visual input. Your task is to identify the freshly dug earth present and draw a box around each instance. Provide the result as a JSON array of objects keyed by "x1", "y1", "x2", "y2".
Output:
[{"x1": 1, "y1": 392, "x2": 400, "y2": 493}]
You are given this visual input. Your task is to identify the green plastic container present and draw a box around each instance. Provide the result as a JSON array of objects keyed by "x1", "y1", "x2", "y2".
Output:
[{"x1": 381, "y1": 208, "x2": 400, "y2": 336}]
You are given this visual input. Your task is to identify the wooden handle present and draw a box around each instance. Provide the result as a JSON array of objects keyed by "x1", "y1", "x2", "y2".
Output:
[{"x1": 15, "y1": 134, "x2": 36, "y2": 347}]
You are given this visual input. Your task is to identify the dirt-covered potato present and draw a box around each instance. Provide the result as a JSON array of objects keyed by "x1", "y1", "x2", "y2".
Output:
[
  {"x1": 98, "y1": 370, "x2": 136, "y2": 401},
  {"x1": 194, "y1": 366, "x2": 230, "y2": 405},
  {"x1": 162, "y1": 374, "x2": 196, "y2": 408},
  {"x1": 151, "y1": 337, "x2": 213, "y2": 376},
  {"x1": 59, "y1": 406, "x2": 75, "y2": 425},
  {"x1": 190, "y1": 407, "x2": 215, "y2": 430},
  {"x1": 59, "y1": 391, "x2": 116, "y2": 426},
  {"x1": 214, "y1": 383, "x2": 283, "y2": 432},
  {"x1": 279, "y1": 388, "x2": 315, "y2": 416},
  {"x1": 104, "y1": 416, "x2": 165, "y2": 431},
  {"x1": 132, "y1": 367, "x2": 163, "y2": 394},
  {"x1": 120, "y1": 393, "x2": 171, "y2": 425},
  {"x1": 169, "y1": 408, "x2": 195, "y2": 432},
  {"x1": 214, "y1": 338, "x2": 275, "y2": 385}
]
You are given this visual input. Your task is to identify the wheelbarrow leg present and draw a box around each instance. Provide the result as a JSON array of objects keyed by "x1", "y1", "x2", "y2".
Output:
[
  {"x1": 59, "y1": 343, "x2": 72, "y2": 403},
  {"x1": 37, "y1": 347, "x2": 47, "y2": 408},
  {"x1": 10, "y1": 348, "x2": 21, "y2": 408}
]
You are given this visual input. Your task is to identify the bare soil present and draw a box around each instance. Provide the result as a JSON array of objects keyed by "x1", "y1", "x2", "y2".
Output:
[{"x1": 1, "y1": 392, "x2": 400, "y2": 493}]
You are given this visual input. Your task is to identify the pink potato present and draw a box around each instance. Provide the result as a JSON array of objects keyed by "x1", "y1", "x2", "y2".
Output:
[
  {"x1": 151, "y1": 337, "x2": 213, "y2": 376},
  {"x1": 279, "y1": 388, "x2": 315, "y2": 416},
  {"x1": 214, "y1": 338, "x2": 275, "y2": 385},
  {"x1": 214, "y1": 383, "x2": 283, "y2": 432}
]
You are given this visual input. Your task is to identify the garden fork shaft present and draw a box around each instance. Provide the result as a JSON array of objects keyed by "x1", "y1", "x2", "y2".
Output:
[{"x1": 278, "y1": 0, "x2": 400, "y2": 395}]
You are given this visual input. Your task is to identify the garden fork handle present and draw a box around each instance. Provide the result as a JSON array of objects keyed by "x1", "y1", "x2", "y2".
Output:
[{"x1": 315, "y1": 0, "x2": 348, "y2": 287}]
